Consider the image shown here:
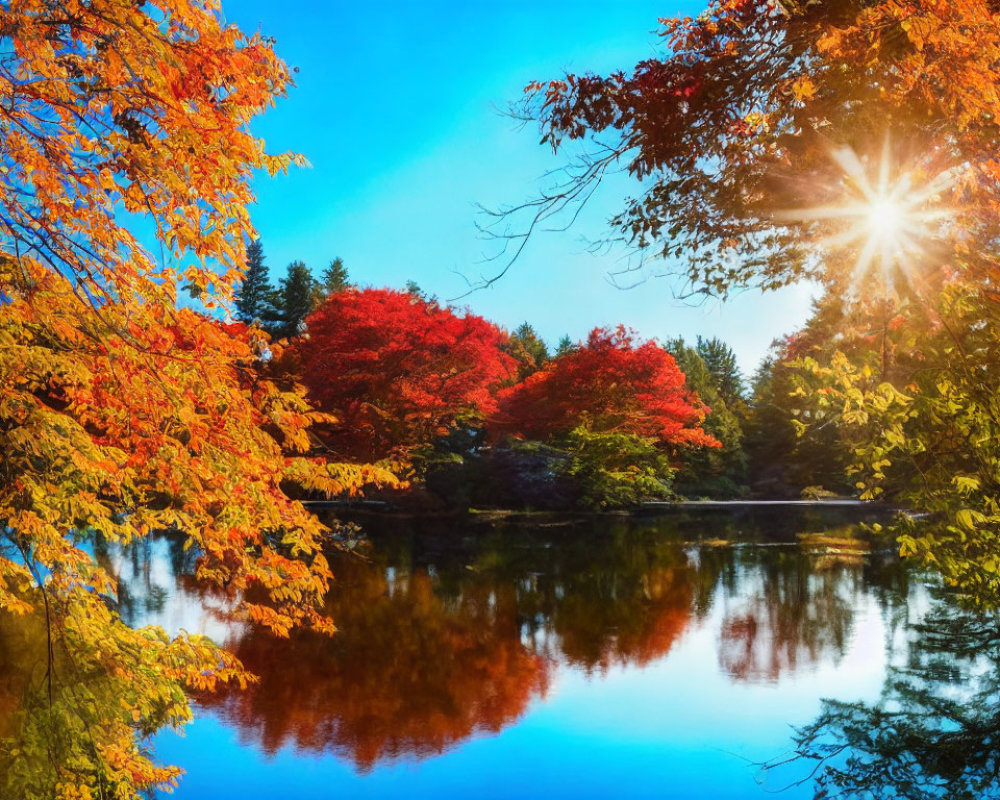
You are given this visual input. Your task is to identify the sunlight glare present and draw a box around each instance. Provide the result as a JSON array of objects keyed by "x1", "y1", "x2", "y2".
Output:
[
  {"x1": 867, "y1": 199, "x2": 903, "y2": 238},
  {"x1": 774, "y1": 136, "x2": 958, "y2": 293}
]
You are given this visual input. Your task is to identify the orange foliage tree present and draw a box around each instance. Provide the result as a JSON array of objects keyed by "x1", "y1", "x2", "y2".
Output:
[
  {"x1": 493, "y1": 326, "x2": 717, "y2": 448},
  {"x1": 0, "y1": 3, "x2": 390, "y2": 797},
  {"x1": 297, "y1": 288, "x2": 517, "y2": 461},
  {"x1": 499, "y1": 0, "x2": 995, "y2": 295}
]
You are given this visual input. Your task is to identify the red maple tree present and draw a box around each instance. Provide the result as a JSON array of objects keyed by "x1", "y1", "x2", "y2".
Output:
[
  {"x1": 297, "y1": 288, "x2": 516, "y2": 460},
  {"x1": 492, "y1": 326, "x2": 719, "y2": 449}
]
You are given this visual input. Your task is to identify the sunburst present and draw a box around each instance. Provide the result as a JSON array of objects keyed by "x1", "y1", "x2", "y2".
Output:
[{"x1": 775, "y1": 136, "x2": 959, "y2": 292}]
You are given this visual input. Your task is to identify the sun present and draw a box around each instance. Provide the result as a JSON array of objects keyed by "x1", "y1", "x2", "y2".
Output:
[
  {"x1": 775, "y1": 136, "x2": 959, "y2": 292},
  {"x1": 867, "y1": 199, "x2": 903, "y2": 238}
]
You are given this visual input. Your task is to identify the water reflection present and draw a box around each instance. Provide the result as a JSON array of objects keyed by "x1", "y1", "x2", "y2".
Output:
[
  {"x1": 768, "y1": 594, "x2": 1000, "y2": 799},
  {"x1": 718, "y1": 551, "x2": 863, "y2": 683},
  {"x1": 187, "y1": 511, "x2": 886, "y2": 770},
  {"x1": 199, "y1": 557, "x2": 551, "y2": 770},
  {"x1": 2, "y1": 506, "x2": 959, "y2": 799}
]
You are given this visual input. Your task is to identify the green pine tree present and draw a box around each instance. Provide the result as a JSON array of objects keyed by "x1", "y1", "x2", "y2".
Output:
[
  {"x1": 696, "y1": 336, "x2": 746, "y2": 408},
  {"x1": 234, "y1": 239, "x2": 275, "y2": 325},
  {"x1": 321, "y1": 257, "x2": 350, "y2": 294},
  {"x1": 267, "y1": 261, "x2": 319, "y2": 339},
  {"x1": 554, "y1": 335, "x2": 576, "y2": 357},
  {"x1": 666, "y1": 337, "x2": 747, "y2": 496},
  {"x1": 404, "y1": 279, "x2": 438, "y2": 304},
  {"x1": 507, "y1": 322, "x2": 549, "y2": 380}
]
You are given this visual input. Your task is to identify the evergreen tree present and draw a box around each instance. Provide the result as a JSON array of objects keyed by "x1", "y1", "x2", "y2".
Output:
[
  {"x1": 695, "y1": 336, "x2": 745, "y2": 409},
  {"x1": 506, "y1": 322, "x2": 549, "y2": 381},
  {"x1": 555, "y1": 335, "x2": 576, "y2": 357},
  {"x1": 665, "y1": 337, "x2": 747, "y2": 496},
  {"x1": 321, "y1": 257, "x2": 350, "y2": 294},
  {"x1": 404, "y1": 279, "x2": 438, "y2": 304},
  {"x1": 234, "y1": 238, "x2": 275, "y2": 325},
  {"x1": 743, "y1": 350, "x2": 852, "y2": 497},
  {"x1": 268, "y1": 261, "x2": 319, "y2": 339}
]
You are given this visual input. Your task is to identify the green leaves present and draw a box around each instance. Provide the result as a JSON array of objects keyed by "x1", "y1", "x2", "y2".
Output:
[{"x1": 788, "y1": 282, "x2": 1000, "y2": 607}]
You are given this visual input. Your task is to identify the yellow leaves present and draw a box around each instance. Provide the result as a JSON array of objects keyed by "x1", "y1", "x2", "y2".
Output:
[
  {"x1": 0, "y1": 2, "x2": 387, "y2": 795},
  {"x1": 742, "y1": 110, "x2": 770, "y2": 132},
  {"x1": 953, "y1": 475, "x2": 981, "y2": 495},
  {"x1": 244, "y1": 603, "x2": 292, "y2": 638},
  {"x1": 283, "y1": 458, "x2": 401, "y2": 499},
  {"x1": 788, "y1": 75, "x2": 817, "y2": 102},
  {"x1": 56, "y1": 784, "x2": 95, "y2": 800},
  {"x1": 954, "y1": 508, "x2": 986, "y2": 532},
  {"x1": 0, "y1": 0, "x2": 300, "y2": 288}
]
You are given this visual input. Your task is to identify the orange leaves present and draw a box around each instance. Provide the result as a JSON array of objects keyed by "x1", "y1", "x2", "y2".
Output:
[
  {"x1": 0, "y1": 0, "x2": 299, "y2": 295},
  {"x1": 0, "y1": 3, "x2": 348, "y2": 794},
  {"x1": 512, "y1": 1, "x2": 1000, "y2": 298},
  {"x1": 788, "y1": 75, "x2": 817, "y2": 103}
]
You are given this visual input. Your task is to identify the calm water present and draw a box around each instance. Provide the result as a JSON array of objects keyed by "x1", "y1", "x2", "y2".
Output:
[{"x1": 93, "y1": 509, "x2": 1000, "y2": 797}]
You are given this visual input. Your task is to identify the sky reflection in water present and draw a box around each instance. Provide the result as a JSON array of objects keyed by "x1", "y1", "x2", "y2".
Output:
[{"x1": 110, "y1": 508, "x2": 932, "y2": 798}]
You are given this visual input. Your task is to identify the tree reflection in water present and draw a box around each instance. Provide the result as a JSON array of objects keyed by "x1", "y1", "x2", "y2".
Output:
[
  {"x1": 766, "y1": 594, "x2": 1000, "y2": 800},
  {"x1": 197, "y1": 514, "x2": 876, "y2": 769},
  {"x1": 199, "y1": 556, "x2": 551, "y2": 770},
  {"x1": 718, "y1": 550, "x2": 863, "y2": 683},
  {"x1": 0, "y1": 509, "x2": 910, "y2": 785}
]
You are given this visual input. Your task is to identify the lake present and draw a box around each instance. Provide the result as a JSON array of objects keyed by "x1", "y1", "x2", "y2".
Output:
[{"x1": 105, "y1": 506, "x2": 997, "y2": 799}]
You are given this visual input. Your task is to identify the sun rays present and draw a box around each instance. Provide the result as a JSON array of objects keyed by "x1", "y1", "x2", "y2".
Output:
[{"x1": 775, "y1": 136, "x2": 960, "y2": 293}]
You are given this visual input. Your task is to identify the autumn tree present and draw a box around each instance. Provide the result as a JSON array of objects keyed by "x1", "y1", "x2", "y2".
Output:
[
  {"x1": 297, "y1": 288, "x2": 517, "y2": 461},
  {"x1": 494, "y1": 326, "x2": 716, "y2": 448},
  {"x1": 505, "y1": 1, "x2": 1000, "y2": 605},
  {"x1": 489, "y1": 327, "x2": 718, "y2": 508},
  {"x1": 499, "y1": 1, "x2": 987, "y2": 295},
  {"x1": 235, "y1": 238, "x2": 276, "y2": 325},
  {"x1": 0, "y1": 3, "x2": 392, "y2": 796}
]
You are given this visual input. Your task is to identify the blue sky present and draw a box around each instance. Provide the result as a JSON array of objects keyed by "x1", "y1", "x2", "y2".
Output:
[{"x1": 225, "y1": 1, "x2": 817, "y2": 374}]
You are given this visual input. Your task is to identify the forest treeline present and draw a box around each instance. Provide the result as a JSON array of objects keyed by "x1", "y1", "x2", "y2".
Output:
[{"x1": 234, "y1": 241, "x2": 856, "y2": 510}]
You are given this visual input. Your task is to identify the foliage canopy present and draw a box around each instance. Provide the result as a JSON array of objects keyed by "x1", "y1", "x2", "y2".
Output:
[
  {"x1": 0, "y1": 2, "x2": 391, "y2": 795},
  {"x1": 493, "y1": 326, "x2": 718, "y2": 449},
  {"x1": 297, "y1": 288, "x2": 516, "y2": 462}
]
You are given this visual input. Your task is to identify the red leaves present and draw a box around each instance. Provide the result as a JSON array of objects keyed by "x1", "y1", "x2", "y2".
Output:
[
  {"x1": 296, "y1": 295, "x2": 720, "y2": 465},
  {"x1": 492, "y1": 326, "x2": 719, "y2": 449},
  {"x1": 297, "y1": 289, "x2": 517, "y2": 461}
]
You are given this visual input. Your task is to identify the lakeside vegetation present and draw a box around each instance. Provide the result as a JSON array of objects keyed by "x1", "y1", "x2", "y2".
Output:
[{"x1": 230, "y1": 250, "x2": 855, "y2": 510}]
